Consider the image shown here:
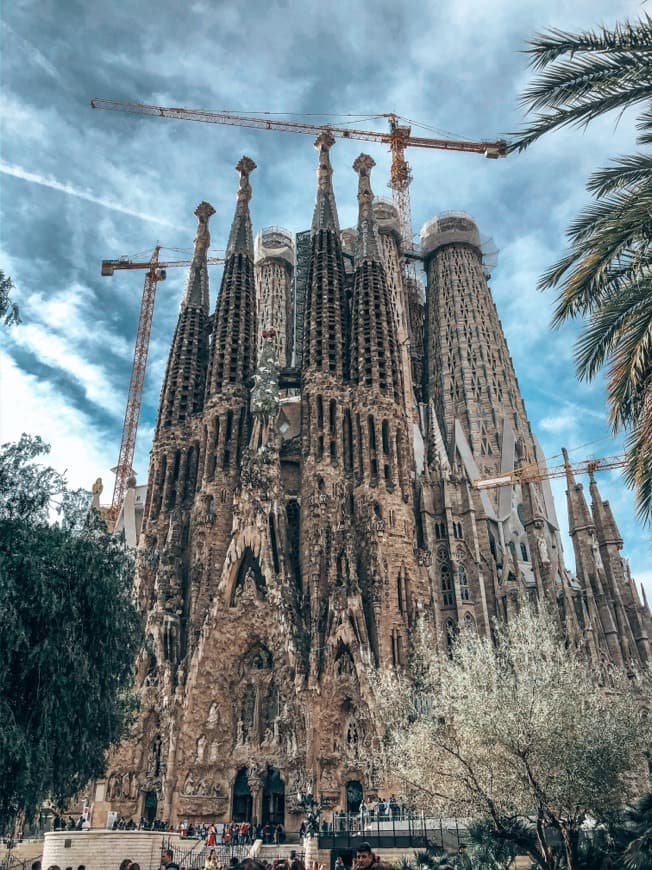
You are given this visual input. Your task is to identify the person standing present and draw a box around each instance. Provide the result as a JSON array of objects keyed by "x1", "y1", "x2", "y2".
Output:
[{"x1": 161, "y1": 848, "x2": 180, "y2": 870}]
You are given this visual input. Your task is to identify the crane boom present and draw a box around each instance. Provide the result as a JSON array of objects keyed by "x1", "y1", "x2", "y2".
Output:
[
  {"x1": 102, "y1": 256, "x2": 224, "y2": 275},
  {"x1": 473, "y1": 454, "x2": 627, "y2": 490},
  {"x1": 91, "y1": 98, "x2": 508, "y2": 246},
  {"x1": 90, "y1": 98, "x2": 508, "y2": 156}
]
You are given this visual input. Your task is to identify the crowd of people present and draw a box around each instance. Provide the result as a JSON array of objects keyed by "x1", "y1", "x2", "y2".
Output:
[
  {"x1": 52, "y1": 814, "x2": 90, "y2": 832},
  {"x1": 105, "y1": 817, "x2": 286, "y2": 844},
  {"x1": 200, "y1": 850, "x2": 312, "y2": 870},
  {"x1": 201, "y1": 821, "x2": 286, "y2": 846}
]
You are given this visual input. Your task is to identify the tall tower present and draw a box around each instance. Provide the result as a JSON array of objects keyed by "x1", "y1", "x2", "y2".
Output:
[
  {"x1": 349, "y1": 154, "x2": 427, "y2": 669},
  {"x1": 255, "y1": 227, "x2": 295, "y2": 366},
  {"x1": 139, "y1": 201, "x2": 215, "y2": 665},
  {"x1": 373, "y1": 199, "x2": 418, "y2": 421},
  {"x1": 197, "y1": 157, "x2": 258, "y2": 602},
  {"x1": 300, "y1": 133, "x2": 351, "y2": 687},
  {"x1": 419, "y1": 211, "x2": 573, "y2": 649}
]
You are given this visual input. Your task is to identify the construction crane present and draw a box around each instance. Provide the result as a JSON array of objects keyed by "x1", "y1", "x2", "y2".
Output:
[
  {"x1": 103, "y1": 246, "x2": 225, "y2": 521},
  {"x1": 473, "y1": 454, "x2": 627, "y2": 491},
  {"x1": 90, "y1": 99, "x2": 508, "y2": 248}
]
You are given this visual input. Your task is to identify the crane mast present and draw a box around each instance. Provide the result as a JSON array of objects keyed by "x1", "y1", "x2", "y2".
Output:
[
  {"x1": 91, "y1": 98, "x2": 507, "y2": 247},
  {"x1": 109, "y1": 245, "x2": 162, "y2": 520}
]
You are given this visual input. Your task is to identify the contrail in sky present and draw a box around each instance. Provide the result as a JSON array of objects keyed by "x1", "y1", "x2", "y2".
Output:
[{"x1": 0, "y1": 160, "x2": 180, "y2": 228}]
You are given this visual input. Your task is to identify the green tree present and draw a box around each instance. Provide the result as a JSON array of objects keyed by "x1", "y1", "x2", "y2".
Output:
[
  {"x1": 370, "y1": 604, "x2": 651, "y2": 870},
  {"x1": 0, "y1": 435, "x2": 142, "y2": 833},
  {"x1": 622, "y1": 792, "x2": 652, "y2": 869},
  {"x1": 512, "y1": 15, "x2": 652, "y2": 521},
  {"x1": 0, "y1": 270, "x2": 20, "y2": 325}
]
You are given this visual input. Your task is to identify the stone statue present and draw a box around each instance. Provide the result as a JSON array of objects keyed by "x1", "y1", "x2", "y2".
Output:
[{"x1": 537, "y1": 535, "x2": 550, "y2": 566}]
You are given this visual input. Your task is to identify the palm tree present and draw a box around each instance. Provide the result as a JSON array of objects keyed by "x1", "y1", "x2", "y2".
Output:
[
  {"x1": 622, "y1": 791, "x2": 652, "y2": 869},
  {"x1": 512, "y1": 15, "x2": 652, "y2": 521}
]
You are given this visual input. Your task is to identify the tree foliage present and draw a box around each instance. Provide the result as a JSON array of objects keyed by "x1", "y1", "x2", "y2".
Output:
[
  {"x1": 370, "y1": 603, "x2": 651, "y2": 870},
  {"x1": 0, "y1": 435, "x2": 142, "y2": 832},
  {"x1": 512, "y1": 15, "x2": 652, "y2": 521},
  {"x1": 0, "y1": 270, "x2": 20, "y2": 325}
]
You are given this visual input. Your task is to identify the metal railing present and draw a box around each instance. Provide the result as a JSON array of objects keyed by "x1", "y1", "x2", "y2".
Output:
[
  {"x1": 0, "y1": 855, "x2": 42, "y2": 870},
  {"x1": 317, "y1": 813, "x2": 468, "y2": 852},
  {"x1": 163, "y1": 837, "x2": 251, "y2": 870}
]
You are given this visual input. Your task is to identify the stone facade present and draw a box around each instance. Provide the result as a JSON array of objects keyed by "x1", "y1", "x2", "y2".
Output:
[{"x1": 99, "y1": 139, "x2": 651, "y2": 830}]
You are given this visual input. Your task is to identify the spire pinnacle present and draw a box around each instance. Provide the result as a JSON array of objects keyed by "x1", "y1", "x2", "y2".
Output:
[
  {"x1": 226, "y1": 156, "x2": 256, "y2": 257},
  {"x1": 562, "y1": 447, "x2": 594, "y2": 535},
  {"x1": 183, "y1": 201, "x2": 215, "y2": 309},
  {"x1": 353, "y1": 153, "x2": 381, "y2": 262},
  {"x1": 589, "y1": 472, "x2": 623, "y2": 546},
  {"x1": 312, "y1": 133, "x2": 340, "y2": 233},
  {"x1": 562, "y1": 447, "x2": 576, "y2": 486}
]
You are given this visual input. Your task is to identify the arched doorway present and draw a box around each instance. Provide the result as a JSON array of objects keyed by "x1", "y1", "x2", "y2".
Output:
[
  {"x1": 144, "y1": 791, "x2": 157, "y2": 825},
  {"x1": 232, "y1": 767, "x2": 253, "y2": 822},
  {"x1": 262, "y1": 767, "x2": 285, "y2": 826},
  {"x1": 346, "y1": 780, "x2": 363, "y2": 814}
]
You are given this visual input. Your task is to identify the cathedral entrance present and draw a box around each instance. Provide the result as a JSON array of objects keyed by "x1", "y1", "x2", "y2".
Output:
[
  {"x1": 232, "y1": 768, "x2": 253, "y2": 822},
  {"x1": 346, "y1": 780, "x2": 363, "y2": 814},
  {"x1": 144, "y1": 791, "x2": 157, "y2": 825},
  {"x1": 262, "y1": 767, "x2": 285, "y2": 826}
]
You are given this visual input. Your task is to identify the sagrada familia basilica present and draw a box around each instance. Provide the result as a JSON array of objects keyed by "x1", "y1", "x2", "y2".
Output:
[{"x1": 96, "y1": 134, "x2": 651, "y2": 829}]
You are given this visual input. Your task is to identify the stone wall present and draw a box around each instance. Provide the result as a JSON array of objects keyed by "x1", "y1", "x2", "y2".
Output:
[{"x1": 42, "y1": 831, "x2": 174, "y2": 870}]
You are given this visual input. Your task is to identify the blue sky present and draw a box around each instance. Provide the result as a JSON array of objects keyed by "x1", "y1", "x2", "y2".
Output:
[{"x1": 1, "y1": 0, "x2": 649, "y2": 601}]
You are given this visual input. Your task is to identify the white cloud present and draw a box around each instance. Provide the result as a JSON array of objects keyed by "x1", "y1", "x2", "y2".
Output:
[
  {"x1": 0, "y1": 351, "x2": 114, "y2": 493},
  {"x1": 7, "y1": 322, "x2": 124, "y2": 418},
  {"x1": 0, "y1": 160, "x2": 182, "y2": 228}
]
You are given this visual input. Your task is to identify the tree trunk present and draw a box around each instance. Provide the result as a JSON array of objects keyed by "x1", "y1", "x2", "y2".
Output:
[
  {"x1": 534, "y1": 812, "x2": 556, "y2": 870},
  {"x1": 561, "y1": 823, "x2": 580, "y2": 870}
]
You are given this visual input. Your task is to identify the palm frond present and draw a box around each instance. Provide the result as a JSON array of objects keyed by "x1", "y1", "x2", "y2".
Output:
[
  {"x1": 587, "y1": 153, "x2": 652, "y2": 195},
  {"x1": 524, "y1": 17, "x2": 652, "y2": 70},
  {"x1": 511, "y1": 82, "x2": 652, "y2": 151},
  {"x1": 519, "y1": 53, "x2": 650, "y2": 112},
  {"x1": 624, "y1": 402, "x2": 652, "y2": 522},
  {"x1": 518, "y1": 13, "x2": 652, "y2": 519},
  {"x1": 606, "y1": 314, "x2": 652, "y2": 426},
  {"x1": 636, "y1": 105, "x2": 652, "y2": 145},
  {"x1": 574, "y1": 277, "x2": 652, "y2": 382},
  {"x1": 512, "y1": 15, "x2": 652, "y2": 151}
]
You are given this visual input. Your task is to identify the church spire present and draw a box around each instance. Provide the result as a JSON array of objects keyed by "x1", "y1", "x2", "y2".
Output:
[
  {"x1": 312, "y1": 133, "x2": 339, "y2": 233},
  {"x1": 156, "y1": 201, "x2": 215, "y2": 432},
  {"x1": 183, "y1": 200, "x2": 215, "y2": 310},
  {"x1": 226, "y1": 156, "x2": 256, "y2": 258},
  {"x1": 206, "y1": 157, "x2": 257, "y2": 399},
  {"x1": 353, "y1": 153, "x2": 381, "y2": 262},
  {"x1": 588, "y1": 469, "x2": 624, "y2": 547},
  {"x1": 563, "y1": 448, "x2": 594, "y2": 535},
  {"x1": 350, "y1": 154, "x2": 402, "y2": 403},
  {"x1": 302, "y1": 136, "x2": 347, "y2": 381}
]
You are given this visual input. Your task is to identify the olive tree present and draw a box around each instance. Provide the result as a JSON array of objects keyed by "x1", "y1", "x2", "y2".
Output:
[{"x1": 370, "y1": 603, "x2": 651, "y2": 870}]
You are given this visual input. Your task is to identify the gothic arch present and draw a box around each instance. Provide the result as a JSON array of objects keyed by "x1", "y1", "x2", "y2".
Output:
[{"x1": 229, "y1": 548, "x2": 267, "y2": 607}]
